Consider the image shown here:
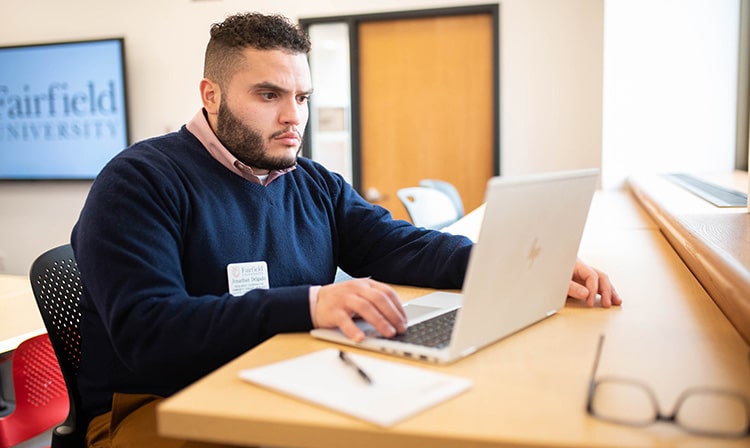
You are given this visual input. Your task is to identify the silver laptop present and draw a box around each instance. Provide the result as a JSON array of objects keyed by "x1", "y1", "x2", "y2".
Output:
[{"x1": 311, "y1": 169, "x2": 599, "y2": 364}]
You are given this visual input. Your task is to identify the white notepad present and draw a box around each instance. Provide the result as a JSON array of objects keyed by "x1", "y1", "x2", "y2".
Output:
[{"x1": 238, "y1": 348, "x2": 472, "y2": 427}]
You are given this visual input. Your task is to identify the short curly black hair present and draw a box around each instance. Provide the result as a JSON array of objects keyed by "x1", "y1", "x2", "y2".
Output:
[{"x1": 204, "y1": 12, "x2": 311, "y2": 86}]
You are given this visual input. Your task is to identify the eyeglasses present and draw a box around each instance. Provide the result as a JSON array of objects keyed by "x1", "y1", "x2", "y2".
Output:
[{"x1": 586, "y1": 334, "x2": 750, "y2": 438}]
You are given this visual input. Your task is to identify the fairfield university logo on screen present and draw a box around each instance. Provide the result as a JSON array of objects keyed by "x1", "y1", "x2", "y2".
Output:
[{"x1": 0, "y1": 81, "x2": 123, "y2": 142}]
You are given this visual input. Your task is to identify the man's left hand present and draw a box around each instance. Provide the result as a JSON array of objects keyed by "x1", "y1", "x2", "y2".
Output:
[{"x1": 567, "y1": 258, "x2": 622, "y2": 308}]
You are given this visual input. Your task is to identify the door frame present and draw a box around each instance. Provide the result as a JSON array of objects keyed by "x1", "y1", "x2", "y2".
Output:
[{"x1": 300, "y1": 4, "x2": 501, "y2": 192}]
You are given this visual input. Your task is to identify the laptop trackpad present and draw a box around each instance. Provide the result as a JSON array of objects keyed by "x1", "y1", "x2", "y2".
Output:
[
  {"x1": 404, "y1": 304, "x2": 445, "y2": 322},
  {"x1": 402, "y1": 292, "x2": 463, "y2": 324}
]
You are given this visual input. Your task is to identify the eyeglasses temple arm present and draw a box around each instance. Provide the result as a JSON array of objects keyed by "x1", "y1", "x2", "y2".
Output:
[
  {"x1": 586, "y1": 334, "x2": 606, "y2": 413},
  {"x1": 590, "y1": 334, "x2": 605, "y2": 379}
]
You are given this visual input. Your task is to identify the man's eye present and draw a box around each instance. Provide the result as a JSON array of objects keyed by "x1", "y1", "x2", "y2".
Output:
[
  {"x1": 297, "y1": 95, "x2": 310, "y2": 104},
  {"x1": 261, "y1": 92, "x2": 277, "y2": 100}
]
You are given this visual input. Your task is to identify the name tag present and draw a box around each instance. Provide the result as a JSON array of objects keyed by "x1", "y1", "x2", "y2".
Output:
[{"x1": 227, "y1": 261, "x2": 270, "y2": 296}]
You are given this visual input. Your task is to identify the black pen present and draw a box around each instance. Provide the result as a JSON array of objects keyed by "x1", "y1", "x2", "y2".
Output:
[{"x1": 338, "y1": 350, "x2": 373, "y2": 385}]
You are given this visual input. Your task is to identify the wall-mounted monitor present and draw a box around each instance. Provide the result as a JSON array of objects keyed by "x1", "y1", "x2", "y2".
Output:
[{"x1": 0, "y1": 38, "x2": 129, "y2": 180}]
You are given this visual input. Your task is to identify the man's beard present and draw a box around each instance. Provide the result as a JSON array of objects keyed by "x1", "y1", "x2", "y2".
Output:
[{"x1": 215, "y1": 100, "x2": 301, "y2": 171}]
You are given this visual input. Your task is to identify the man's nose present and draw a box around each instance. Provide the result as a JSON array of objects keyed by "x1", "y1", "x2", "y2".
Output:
[{"x1": 280, "y1": 98, "x2": 304, "y2": 126}]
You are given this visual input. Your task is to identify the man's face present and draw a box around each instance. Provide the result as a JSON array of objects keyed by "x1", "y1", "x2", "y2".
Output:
[{"x1": 214, "y1": 48, "x2": 312, "y2": 172}]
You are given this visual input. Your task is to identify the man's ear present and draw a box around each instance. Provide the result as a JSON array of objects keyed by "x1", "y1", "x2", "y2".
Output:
[{"x1": 200, "y1": 78, "x2": 220, "y2": 115}]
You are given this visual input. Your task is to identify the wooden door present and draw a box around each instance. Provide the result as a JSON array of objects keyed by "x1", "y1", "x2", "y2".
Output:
[{"x1": 358, "y1": 14, "x2": 495, "y2": 221}]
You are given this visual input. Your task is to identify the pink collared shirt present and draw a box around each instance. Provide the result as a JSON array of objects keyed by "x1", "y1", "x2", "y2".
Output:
[{"x1": 185, "y1": 109, "x2": 320, "y2": 327}]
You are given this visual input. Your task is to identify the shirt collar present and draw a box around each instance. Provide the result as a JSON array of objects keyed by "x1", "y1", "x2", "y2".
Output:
[{"x1": 186, "y1": 109, "x2": 295, "y2": 186}]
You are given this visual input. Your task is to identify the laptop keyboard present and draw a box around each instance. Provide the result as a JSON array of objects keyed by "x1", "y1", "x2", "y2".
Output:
[{"x1": 371, "y1": 309, "x2": 458, "y2": 349}]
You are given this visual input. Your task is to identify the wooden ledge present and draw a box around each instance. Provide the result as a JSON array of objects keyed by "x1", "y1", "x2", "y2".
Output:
[{"x1": 627, "y1": 172, "x2": 750, "y2": 345}]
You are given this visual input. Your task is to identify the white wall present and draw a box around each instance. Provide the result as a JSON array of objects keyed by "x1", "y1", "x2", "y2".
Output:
[
  {"x1": 601, "y1": 0, "x2": 740, "y2": 188},
  {"x1": 0, "y1": 0, "x2": 606, "y2": 274}
]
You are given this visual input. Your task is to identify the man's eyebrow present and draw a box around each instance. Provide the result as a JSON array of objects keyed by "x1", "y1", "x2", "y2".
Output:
[
  {"x1": 252, "y1": 82, "x2": 313, "y2": 96},
  {"x1": 253, "y1": 81, "x2": 284, "y2": 92}
]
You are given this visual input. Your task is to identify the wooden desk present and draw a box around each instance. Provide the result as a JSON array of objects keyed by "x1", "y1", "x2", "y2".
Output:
[
  {"x1": 627, "y1": 171, "x2": 750, "y2": 344},
  {"x1": 158, "y1": 191, "x2": 749, "y2": 447},
  {"x1": 0, "y1": 274, "x2": 45, "y2": 355}
]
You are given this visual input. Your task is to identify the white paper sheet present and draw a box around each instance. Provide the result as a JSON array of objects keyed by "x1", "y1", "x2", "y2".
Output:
[{"x1": 238, "y1": 348, "x2": 472, "y2": 427}]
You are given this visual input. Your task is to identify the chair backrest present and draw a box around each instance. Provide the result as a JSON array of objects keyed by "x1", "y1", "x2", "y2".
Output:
[
  {"x1": 419, "y1": 179, "x2": 465, "y2": 218},
  {"x1": 29, "y1": 244, "x2": 85, "y2": 448},
  {"x1": 396, "y1": 186, "x2": 462, "y2": 230},
  {"x1": 0, "y1": 333, "x2": 68, "y2": 448}
]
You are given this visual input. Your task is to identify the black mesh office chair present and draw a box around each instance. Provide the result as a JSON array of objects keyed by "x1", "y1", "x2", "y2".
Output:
[{"x1": 29, "y1": 244, "x2": 85, "y2": 448}]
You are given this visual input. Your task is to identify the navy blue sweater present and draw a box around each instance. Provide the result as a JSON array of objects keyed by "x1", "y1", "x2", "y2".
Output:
[{"x1": 71, "y1": 126, "x2": 473, "y2": 418}]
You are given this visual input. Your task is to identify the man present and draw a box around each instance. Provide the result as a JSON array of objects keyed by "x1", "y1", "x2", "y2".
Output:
[{"x1": 73, "y1": 12, "x2": 620, "y2": 448}]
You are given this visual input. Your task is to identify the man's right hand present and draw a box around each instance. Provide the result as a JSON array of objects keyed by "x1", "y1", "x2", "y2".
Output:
[{"x1": 315, "y1": 278, "x2": 407, "y2": 342}]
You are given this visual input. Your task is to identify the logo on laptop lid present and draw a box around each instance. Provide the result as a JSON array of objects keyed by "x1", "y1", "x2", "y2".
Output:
[{"x1": 527, "y1": 237, "x2": 542, "y2": 268}]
